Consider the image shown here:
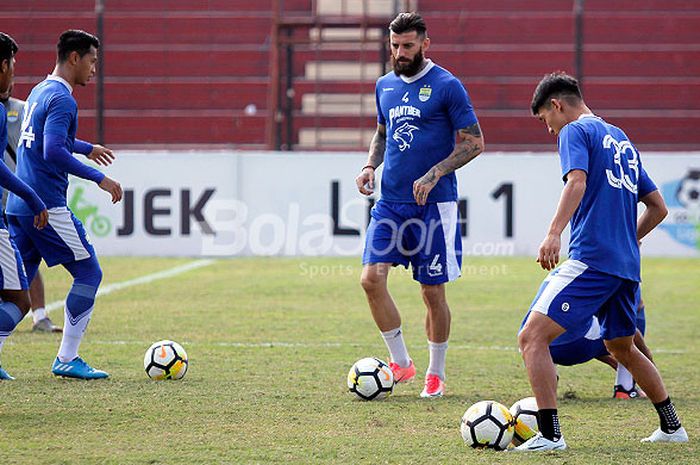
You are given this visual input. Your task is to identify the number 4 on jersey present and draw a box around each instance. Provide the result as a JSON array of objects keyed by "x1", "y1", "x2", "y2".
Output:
[{"x1": 19, "y1": 102, "x2": 38, "y2": 149}]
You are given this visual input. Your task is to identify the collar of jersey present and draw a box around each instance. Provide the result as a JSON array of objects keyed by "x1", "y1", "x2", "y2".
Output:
[
  {"x1": 46, "y1": 75, "x2": 73, "y2": 94},
  {"x1": 399, "y1": 59, "x2": 435, "y2": 84},
  {"x1": 577, "y1": 113, "x2": 597, "y2": 120}
]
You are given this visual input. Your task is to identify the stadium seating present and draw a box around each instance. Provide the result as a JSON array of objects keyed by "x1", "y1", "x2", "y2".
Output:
[{"x1": 1, "y1": 0, "x2": 698, "y2": 149}]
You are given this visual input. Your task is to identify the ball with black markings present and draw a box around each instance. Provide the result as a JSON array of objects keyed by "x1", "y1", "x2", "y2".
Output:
[
  {"x1": 460, "y1": 400, "x2": 515, "y2": 450},
  {"x1": 144, "y1": 340, "x2": 188, "y2": 380},
  {"x1": 509, "y1": 396, "x2": 539, "y2": 446},
  {"x1": 347, "y1": 357, "x2": 394, "y2": 401}
]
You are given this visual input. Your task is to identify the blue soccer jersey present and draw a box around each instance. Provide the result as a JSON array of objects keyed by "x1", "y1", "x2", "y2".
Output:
[
  {"x1": 558, "y1": 114, "x2": 657, "y2": 282},
  {"x1": 375, "y1": 60, "x2": 478, "y2": 203},
  {"x1": 7, "y1": 77, "x2": 82, "y2": 216}
]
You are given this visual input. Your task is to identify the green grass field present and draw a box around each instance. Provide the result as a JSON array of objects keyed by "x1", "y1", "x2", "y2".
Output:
[{"x1": 0, "y1": 256, "x2": 697, "y2": 464}]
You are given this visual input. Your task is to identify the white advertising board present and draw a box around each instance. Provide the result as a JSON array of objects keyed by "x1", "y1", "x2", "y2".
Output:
[{"x1": 68, "y1": 151, "x2": 700, "y2": 258}]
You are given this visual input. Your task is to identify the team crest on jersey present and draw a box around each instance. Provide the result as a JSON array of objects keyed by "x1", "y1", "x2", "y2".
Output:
[
  {"x1": 418, "y1": 85, "x2": 432, "y2": 102},
  {"x1": 393, "y1": 122, "x2": 419, "y2": 152},
  {"x1": 6, "y1": 110, "x2": 19, "y2": 123}
]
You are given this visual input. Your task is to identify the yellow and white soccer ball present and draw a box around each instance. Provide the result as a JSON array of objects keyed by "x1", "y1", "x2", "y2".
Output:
[
  {"x1": 143, "y1": 340, "x2": 188, "y2": 380},
  {"x1": 509, "y1": 396, "x2": 539, "y2": 446},
  {"x1": 460, "y1": 400, "x2": 515, "y2": 451}
]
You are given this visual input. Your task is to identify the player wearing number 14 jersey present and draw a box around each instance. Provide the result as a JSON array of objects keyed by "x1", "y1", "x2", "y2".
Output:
[
  {"x1": 514, "y1": 72, "x2": 687, "y2": 452},
  {"x1": 6, "y1": 30, "x2": 123, "y2": 379}
]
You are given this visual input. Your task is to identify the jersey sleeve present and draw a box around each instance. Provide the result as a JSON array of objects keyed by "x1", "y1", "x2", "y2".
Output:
[
  {"x1": 557, "y1": 123, "x2": 590, "y2": 181},
  {"x1": 444, "y1": 77, "x2": 478, "y2": 130},
  {"x1": 637, "y1": 165, "x2": 658, "y2": 198},
  {"x1": 375, "y1": 81, "x2": 386, "y2": 126},
  {"x1": 73, "y1": 138, "x2": 93, "y2": 155},
  {"x1": 43, "y1": 93, "x2": 77, "y2": 138}
]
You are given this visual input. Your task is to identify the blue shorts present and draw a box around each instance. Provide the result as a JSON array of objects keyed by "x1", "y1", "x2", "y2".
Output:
[
  {"x1": 0, "y1": 227, "x2": 29, "y2": 290},
  {"x1": 362, "y1": 200, "x2": 462, "y2": 284},
  {"x1": 529, "y1": 259, "x2": 639, "y2": 341},
  {"x1": 8, "y1": 207, "x2": 96, "y2": 268},
  {"x1": 550, "y1": 336, "x2": 609, "y2": 366}
]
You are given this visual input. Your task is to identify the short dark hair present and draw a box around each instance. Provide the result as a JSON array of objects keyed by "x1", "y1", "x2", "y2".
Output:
[
  {"x1": 389, "y1": 12, "x2": 427, "y2": 37},
  {"x1": 57, "y1": 29, "x2": 100, "y2": 63},
  {"x1": 0, "y1": 32, "x2": 19, "y2": 64},
  {"x1": 530, "y1": 72, "x2": 582, "y2": 115}
]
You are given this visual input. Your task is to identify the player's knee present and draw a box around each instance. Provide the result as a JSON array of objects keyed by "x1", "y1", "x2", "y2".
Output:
[
  {"x1": 518, "y1": 326, "x2": 545, "y2": 353},
  {"x1": 360, "y1": 269, "x2": 386, "y2": 294},
  {"x1": 604, "y1": 339, "x2": 634, "y2": 364},
  {"x1": 420, "y1": 284, "x2": 446, "y2": 307},
  {"x1": 3, "y1": 292, "x2": 32, "y2": 314}
]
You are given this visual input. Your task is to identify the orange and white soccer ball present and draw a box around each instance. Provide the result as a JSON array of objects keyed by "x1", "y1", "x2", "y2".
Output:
[{"x1": 143, "y1": 340, "x2": 188, "y2": 380}]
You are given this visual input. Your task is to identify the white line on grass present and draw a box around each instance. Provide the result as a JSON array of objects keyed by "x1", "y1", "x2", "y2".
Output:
[
  {"x1": 45, "y1": 259, "x2": 216, "y2": 313},
  {"x1": 84, "y1": 340, "x2": 689, "y2": 354}
]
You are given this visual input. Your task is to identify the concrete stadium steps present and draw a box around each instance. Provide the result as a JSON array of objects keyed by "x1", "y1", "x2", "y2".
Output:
[
  {"x1": 417, "y1": 0, "x2": 573, "y2": 13},
  {"x1": 295, "y1": 47, "x2": 699, "y2": 82},
  {"x1": 2, "y1": 14, "x2": 96, "y2": 46},
  {"x1": 4, "y1": 13, "x2": 274, "y2": 45},
  {"x1": 10, "y1": 78, "x2": 268, "y2": 111},
  {"x1": 428, "y1": 48, "x2": 700, "y2": 78},
  {"x1": 421, "y1": 12, "x2": 700, "y2": 45},
  {"x1": 418, "y1": 0, "x2": 700, "y2": 12},
  {"x1": 77, "y1": 111, "x2": 267, "y2": 144},
  {"x1": 4, "y1": 0, "x2": 311, "y2": 13},
  {"x1": 14, "y1": 77, "x2": 697, "y2": 114},
  {"x1": 15, "y1": 48, "x2": 271, "y2": 77}
]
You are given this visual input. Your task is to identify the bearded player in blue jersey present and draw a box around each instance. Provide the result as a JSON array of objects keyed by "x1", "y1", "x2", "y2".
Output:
[
  {"x1": 513, "y1": 72, "x2": 687, "y2": 451},
  {"x1": 0, "y1": 32, "x2": 49, "y2": 380},
  {"x1": 355, "y1": 13, "x2": 484, "y2": 398},
  {"x1": 6, "y1": 30, "x2": 122, "y2": 380}
]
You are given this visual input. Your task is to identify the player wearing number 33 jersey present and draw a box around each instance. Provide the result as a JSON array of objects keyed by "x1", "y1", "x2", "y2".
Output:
[{"x1": 514, "y1": 72, "x2": 685, "y2": 452}]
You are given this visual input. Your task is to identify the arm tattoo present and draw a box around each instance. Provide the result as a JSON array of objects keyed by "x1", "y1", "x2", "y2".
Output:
[
  {"x1": 367, "y1": 124, "x2": 386, "y2": 168},
  {"x1": 430, "y1": 122, "x2": 484, "y2": 178}
]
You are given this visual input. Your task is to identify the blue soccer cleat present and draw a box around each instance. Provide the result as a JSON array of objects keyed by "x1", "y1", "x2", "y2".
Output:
[
  {"x1": 0, "y1": 365, "x2": 15, "y2": 380},
  {"x1": 52, "y1": 356, "x2": 109, "y2": 380}
]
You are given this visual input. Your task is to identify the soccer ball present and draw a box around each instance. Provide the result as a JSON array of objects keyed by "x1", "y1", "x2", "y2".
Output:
[
  {"x1": 509, "y1": 397, "x2": 539, "y2": 446},
  {"x1": 144, "y1": 340, "x2": 188, "y2": 380},
  {"x1": 676, "y1": 170, "x2": 700, "y2": 209},
  {"x1": 347, "y1": 357, "x2": 394, "y2": 401},
  {"x1": 460, "y1": 400, "x2": 514, "y2": 451}
]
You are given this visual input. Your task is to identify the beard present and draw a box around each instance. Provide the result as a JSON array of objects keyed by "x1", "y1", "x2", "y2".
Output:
[{"x1": 392, "y1": 49, "x2": 424, "y2": 77}]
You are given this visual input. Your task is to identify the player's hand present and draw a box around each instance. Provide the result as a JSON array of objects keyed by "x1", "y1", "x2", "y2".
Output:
[
  {"x1": 356, "y1": 167, "x2": 375, "y2": 195},
  {"x1": 537, "y1": 233, "x2": 561, "y2": 271},
  {"x1": 33, "y1": 209, "x2": 49, "y2": 230},
  {"x1": 99, "y1": 176, "x2": 123, "y2": 204},
  {"x1": 413, "y1": 169, "x2": 439, "y2": 206},
  {"x1": 88, "y1": 144, "x2": 115, "y2": 166}
]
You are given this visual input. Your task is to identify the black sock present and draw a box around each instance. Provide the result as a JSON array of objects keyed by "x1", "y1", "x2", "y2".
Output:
[
  {"x1": 537, "y1": 408, "x2": 561, "y2": 441},
  {"x1": 654, "y1": 397, "x2": 682, "y2": 433}
]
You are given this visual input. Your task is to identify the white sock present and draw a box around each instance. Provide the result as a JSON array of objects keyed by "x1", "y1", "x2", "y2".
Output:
[
  {"x1": 381, "y1": 326, "x2": 411, "y2": 367},
  {"x1": 32, "y1": 307, "x2": 47, "y2": 324},
  {"x1": 616, "y1": 363, "x2": 634, "y2": 390},
  {"x1": 57, "y1": 306, "x2": 92, "y2": 363},
  {"x1": 427, "y1": 340, "x2": 448, "y2": 380}
]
